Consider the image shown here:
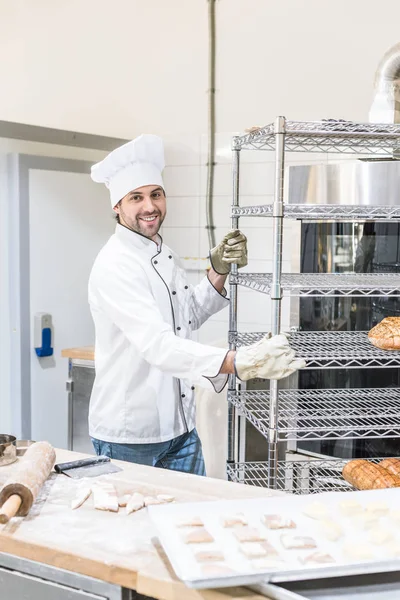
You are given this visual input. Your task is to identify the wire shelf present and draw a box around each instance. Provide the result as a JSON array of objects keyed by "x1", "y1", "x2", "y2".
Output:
[
  {"x1": 231, "y1": 272, "x2": 400, "y2": 297},
  {"x1": 227, "y1": 457, "x2": 396, "y2": 494},
  {"x1": 228, "y1": 388, "x2": 400, "y2": 441},
  {"x1": 232, "y1": 204, "x2": 400, "y2": 221},
  {"x1": 231, "y1": 330, "x2": 400, "y2": 369},
  {"x1": 234, "y1": 120, "x2": 400, "y2": 154}
]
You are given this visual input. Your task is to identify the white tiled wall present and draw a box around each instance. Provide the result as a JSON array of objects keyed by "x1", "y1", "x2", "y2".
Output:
[{"x1": 162, "y1": 132, "x2": 311, "y2": 346}]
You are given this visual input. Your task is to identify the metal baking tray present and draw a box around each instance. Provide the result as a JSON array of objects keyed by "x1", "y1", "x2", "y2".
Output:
[{"x1": 253, "y1": 570, "x2": 400, "y2": 599}]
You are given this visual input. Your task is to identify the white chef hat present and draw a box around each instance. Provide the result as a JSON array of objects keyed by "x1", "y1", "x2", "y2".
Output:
[{"x1": 91, "y1": 134, "x2": 165, "y2": 208}]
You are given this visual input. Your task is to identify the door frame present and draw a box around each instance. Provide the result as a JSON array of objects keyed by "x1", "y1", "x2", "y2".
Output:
[{"x1": 4, "y1": 154, "x2": 93, "y2": 438}]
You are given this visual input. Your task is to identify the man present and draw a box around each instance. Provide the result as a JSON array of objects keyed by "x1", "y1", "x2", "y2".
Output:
[{"x1": 88, "y1": 134, "x2": 304, "y2": 475}]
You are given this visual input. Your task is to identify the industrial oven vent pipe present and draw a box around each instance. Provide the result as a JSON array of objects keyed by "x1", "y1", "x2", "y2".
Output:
[{"x1": 369, "y1": 42, "x2": 400, "y2": 124}]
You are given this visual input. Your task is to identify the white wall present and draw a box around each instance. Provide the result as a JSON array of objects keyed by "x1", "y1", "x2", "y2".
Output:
[{"x1": 1, "y1": 1, "x2": 400, "y2": 137}]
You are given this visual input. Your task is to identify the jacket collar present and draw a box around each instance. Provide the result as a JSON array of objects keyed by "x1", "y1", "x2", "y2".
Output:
[{"x1": 115, "y1": 224, "x2": 162, "y2": 255}]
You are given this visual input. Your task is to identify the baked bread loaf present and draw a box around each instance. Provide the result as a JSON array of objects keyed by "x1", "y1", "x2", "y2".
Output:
[
  {"x1": 368, "y1": 317, "x2": 400, "y2": 350},
  {"x1": 380, "y1": 458, "x2": 400, "y2": 477},
  {"x1": 342, "y1": 459, "x2": 400, "y2": 490}
]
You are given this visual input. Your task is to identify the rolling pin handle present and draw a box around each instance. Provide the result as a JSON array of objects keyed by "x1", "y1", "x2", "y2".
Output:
[{"x1": 0, "y1": 494, "x2": 22, "y2": 524}]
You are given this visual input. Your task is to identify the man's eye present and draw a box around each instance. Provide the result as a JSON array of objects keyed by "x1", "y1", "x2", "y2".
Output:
[{"x1": 152, "y1": 193, "x2": 161, "y2": 198}]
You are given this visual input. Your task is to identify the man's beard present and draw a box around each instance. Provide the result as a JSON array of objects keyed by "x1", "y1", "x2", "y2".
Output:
[{"x1": 119, "y1": 206, "x2": 164, "y2": 239}]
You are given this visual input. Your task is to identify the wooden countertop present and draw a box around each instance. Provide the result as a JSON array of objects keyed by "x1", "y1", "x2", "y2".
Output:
[
  {"x1": 0, "y1": 448, "x2": 282, "y2": 600},
  {"x1": 62, "y1": 346, "x2": 95, "y2": 361}
]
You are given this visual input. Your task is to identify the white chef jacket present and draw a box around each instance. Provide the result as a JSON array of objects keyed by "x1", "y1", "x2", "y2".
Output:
[{"x1": 88, "y1": 224, "x2": 230, "y2": 444}]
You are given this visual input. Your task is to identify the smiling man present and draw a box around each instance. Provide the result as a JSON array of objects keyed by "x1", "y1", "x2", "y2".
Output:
[{"x1": 88, "y1": 134, "x2": 304, "y2": 475}]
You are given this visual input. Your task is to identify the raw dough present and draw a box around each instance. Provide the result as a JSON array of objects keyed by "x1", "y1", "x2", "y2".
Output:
[
  {"x1": 320, "y1": 520, "x2": 343, "y2": 542},
  {"x1": 299, "y1": 551, "x2": 335, "y2": 565},
  {"x1": 92, "y1": 482, "x2": 119, "y2": 512},
  {"x1": 195, "y1": 550, "x2": 224, "y2": 563},
  {"x1": 233, "y1": 527, "x2": 267, "y2": 543},
  {"x1": 157, "y1": 494, "x2": 175, "y2": 503},
  {"x1": 369, "y1": 527, "x2": 393, "y2": 545},
  {"x1": 390, "y1": 509, "x2": 400, "y2": 524},
  {"x1": 339, "y1": 499, "x2": 362, "y2": 517},
  {"x1": 280, "y1": 535, "x2": 317, "y2": 550},
  {"x1": 118, "y1": 494, "x2": 131, "y2": 508},
  {"x1": 176, "y1": 516, "x2": 204, "y2": 528},
  {"x1": 302, "y1": 502, "x2": 328, "y2": 521},
  {"x1": 144, "y1": 496, "x2": 163, "y2": 506},
  {"x1": 239, "y1": 542, "x2": 277, "y2": 559},
  {"x1": 126, "y1": 492, "x2": 145, "y2": 515},
  {"x1": 366, "y1": 501, "x2": 389, "y2": 517},
  {"x1": 220, "y1": 514, "x2": 247, "y2": 528},
  {"x1": 343, "y1": 543, "x2": 374, "y2": 561},
  {"x1": 385, "y1": 541, "x2": 400, "y2": 557},
  {"x1": 262, "y1": 514, "x2": 296, "y2": 529},
  {"x1": 183, "y1": 527, "x2": 214, "y2": 544},
  {"x1": 71, "y1": 486, "x2": 92, "y2": 510},
  {"x1": 353, "y1": 512, "x2": 379, "y2": 531}
]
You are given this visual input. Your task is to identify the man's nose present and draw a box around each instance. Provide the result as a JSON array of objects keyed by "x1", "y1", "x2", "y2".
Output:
[{"x1": 142, "y1": 196, "x2": 156, "y2": 213}]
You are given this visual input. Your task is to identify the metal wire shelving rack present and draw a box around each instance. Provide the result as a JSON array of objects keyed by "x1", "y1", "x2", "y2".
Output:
[{"x1": 227, "y1": 117, "x2": 400, "y2": 494}]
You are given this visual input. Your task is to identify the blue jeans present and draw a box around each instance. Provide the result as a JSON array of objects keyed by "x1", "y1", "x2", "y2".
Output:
[{"x1": 91, "y1": 428, "x2": 206, "y2": 476}]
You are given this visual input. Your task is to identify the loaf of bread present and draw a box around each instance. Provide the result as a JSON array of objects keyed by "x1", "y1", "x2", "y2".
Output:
[
  {"x1": 368, "y1": 317, "x2": 400, "y2": 350},
  {"x1": 342, "y1": 459, "x2": 400, "y2": 490},
  {"x1": 380, "y1": 458, "x2": 400, "y2": 477}
]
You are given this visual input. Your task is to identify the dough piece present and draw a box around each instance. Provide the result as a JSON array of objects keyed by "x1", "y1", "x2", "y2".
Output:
[
  {"x1": 302, "y1": 502, "x2": 328, "y2": 521},
  {"x1": 126, "y1": 492, "x2": 145, "y2": 515},
  {"x1": 385, "y1": 541, "x2": 400, "y2": 557},
  {"x1": 339, "y1": 498, "x2": 362, "y2": 517},
  {"x1": 369, "y1": 527, "x2": 393, "y2": 545},
  {"x1": 118, "y1": 494, "x2": 131, "y2": 508},
  {"x1": 183, "y1": 527, "x2": 214, "y2": 544},
  {"x1": 195, "y1": 550, "x2": 224, "y2": 563},
  {"x1": 281, "y1": 535, "x2": 317, "y2": 550},
  {"x1": 92, "y1": 482, "x2": 119, "y2": 512},
  {"x1": 220, "y1": 514, "x2": 247, "y2": 528},
  {"x1": 299, "y1": 551, "x2": 335, "y2": 565},
  {"x1": 144, "y1": 496, "x2": 163, "y2": 506},
  {"x1": 71, "y1": 486, "x2": 92, "y2": 510},
  {"x1": 201, "y1": 564, "x2": 235, "y2": 578},
  {"x1": 353, "y1": 512, "x2": 379, "y2": 531},
  {"x1": 343, "y1": 543, "x2": 374, "y2": 561},
  {"x1": 390, "y1": 509, "x2": 400, "y2": 524},
  {"x1": 366, "y1": 501, "x2": 389, "y2": 517},
  {"x1": 233, "y1": 527, "x2": 267, "y2": 543},
  {"x1": 251, "y1": 557, "x2": 283, "y2": 570},
  {"x1": 262, "y1": 514, "x2": 296, "y2": 529},
  {"x1": 320, "y1": 520, "x2": 343, "y2": 542},
  {"x1": 157, "y1": 494, "x2": 175, "y2": 503},
  {"x1": 239, "y1": 542, "x2": 277, "y2": 558},
  {"x1": 176, "y1": 516, "x2": 204, "y2": 528}
]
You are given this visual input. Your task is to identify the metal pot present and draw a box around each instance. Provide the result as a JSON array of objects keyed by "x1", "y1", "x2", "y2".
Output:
[{"x1": 0, "y1": 435, "x2": 17, "y2": 466}]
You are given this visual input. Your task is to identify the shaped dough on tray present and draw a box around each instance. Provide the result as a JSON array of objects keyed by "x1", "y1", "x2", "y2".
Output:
[
  {"x1": 339, "y1": 498, "x2": 362, "y2": 517},
  {"x1": 390, "y1": 509, "x2": 400, "y2": 524},
  {"x1": 343, "y1": 543, "x2": 374, "y2": 561},
  {"x1": 262, "y1": 514, "x2": 296, "y2": 529},
  {"x1": 368, "y1": 527, "x2": 393, "y2": 545},
  {"x1": 220, "y1": 514, "x2": 247, "y2": 528},
  {"x1": 385, "y1": 541, "x2": 400, "y2": 557},
  {"x1": 353, "y1": 512, "x2": 379, "y2": 531},
  {"x1": 233, "y1": 527, "x2": 267, "y2": 543},
  {"x1": 302, "y1": 502, "x2": 328, "y2": 521},
  {"x1": 183, "y1": 527, "x2": 214, "y2": 544},
  {"x1": 366, "y1": 501, "x2": 389, "y2": 517},
  {"x1": 299, "y1": 551, "x2": 335, "y2": 565},
  {"x1": 176, "y1": 516, "x2": 204, "y2": 528},
  {"x1": 319, "y1": 520, "x2": 343, "y2": 542},
  {"x1": 195, "y1": 550, "x2": 224, "y2": 563},
  {"x1": 239, "y1": 541, "x2": 278, "y2": 558},
  {"x1": 280, "y1": 535, "x2": 317, "y2": 550}
]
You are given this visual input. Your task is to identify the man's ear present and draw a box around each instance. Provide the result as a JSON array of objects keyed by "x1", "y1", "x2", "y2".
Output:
[{"x1": 113, "y1": 201, "x2": 121, "y2": 215}]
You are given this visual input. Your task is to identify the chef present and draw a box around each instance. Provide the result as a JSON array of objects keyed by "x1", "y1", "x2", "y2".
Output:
[{"x1": 88, "y1": 134, "x2": 304, "y2": 475}]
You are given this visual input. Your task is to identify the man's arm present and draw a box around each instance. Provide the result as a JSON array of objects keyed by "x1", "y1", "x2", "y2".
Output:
[{"x1": 207, "y1": 267, "x2": 228, "y2": 294}]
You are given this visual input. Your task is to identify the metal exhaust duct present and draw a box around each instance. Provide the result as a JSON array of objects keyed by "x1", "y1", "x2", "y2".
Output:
[{"x1": 369, "y1": 42, "x2": 400, "y2": 124}]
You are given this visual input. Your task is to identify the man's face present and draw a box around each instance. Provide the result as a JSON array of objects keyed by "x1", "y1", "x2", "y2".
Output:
[{"x1": 114, "y1": 185, "x2": 166, "y2": 240}]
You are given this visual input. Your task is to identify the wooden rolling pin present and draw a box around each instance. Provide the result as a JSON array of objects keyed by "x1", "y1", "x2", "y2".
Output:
[{"x1": 0, "y1": 441, "x2": 56, "y2": 524}]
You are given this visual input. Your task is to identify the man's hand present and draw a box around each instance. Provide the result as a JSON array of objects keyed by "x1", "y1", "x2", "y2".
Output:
[
  {"x1": 210, "y1": 230, "x2": 248, "y2": 275},
  {"x1": 234, "y1": 334, "x2": 306, "y2": 381}
]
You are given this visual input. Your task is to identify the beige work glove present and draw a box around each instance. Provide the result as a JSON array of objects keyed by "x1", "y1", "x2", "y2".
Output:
[
  {"x1": 235, "y1": 334, "x2": 306, "y2": 381},
  {"x1": 209, "y1": 230, "x2": 248, "y2": 275}
]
